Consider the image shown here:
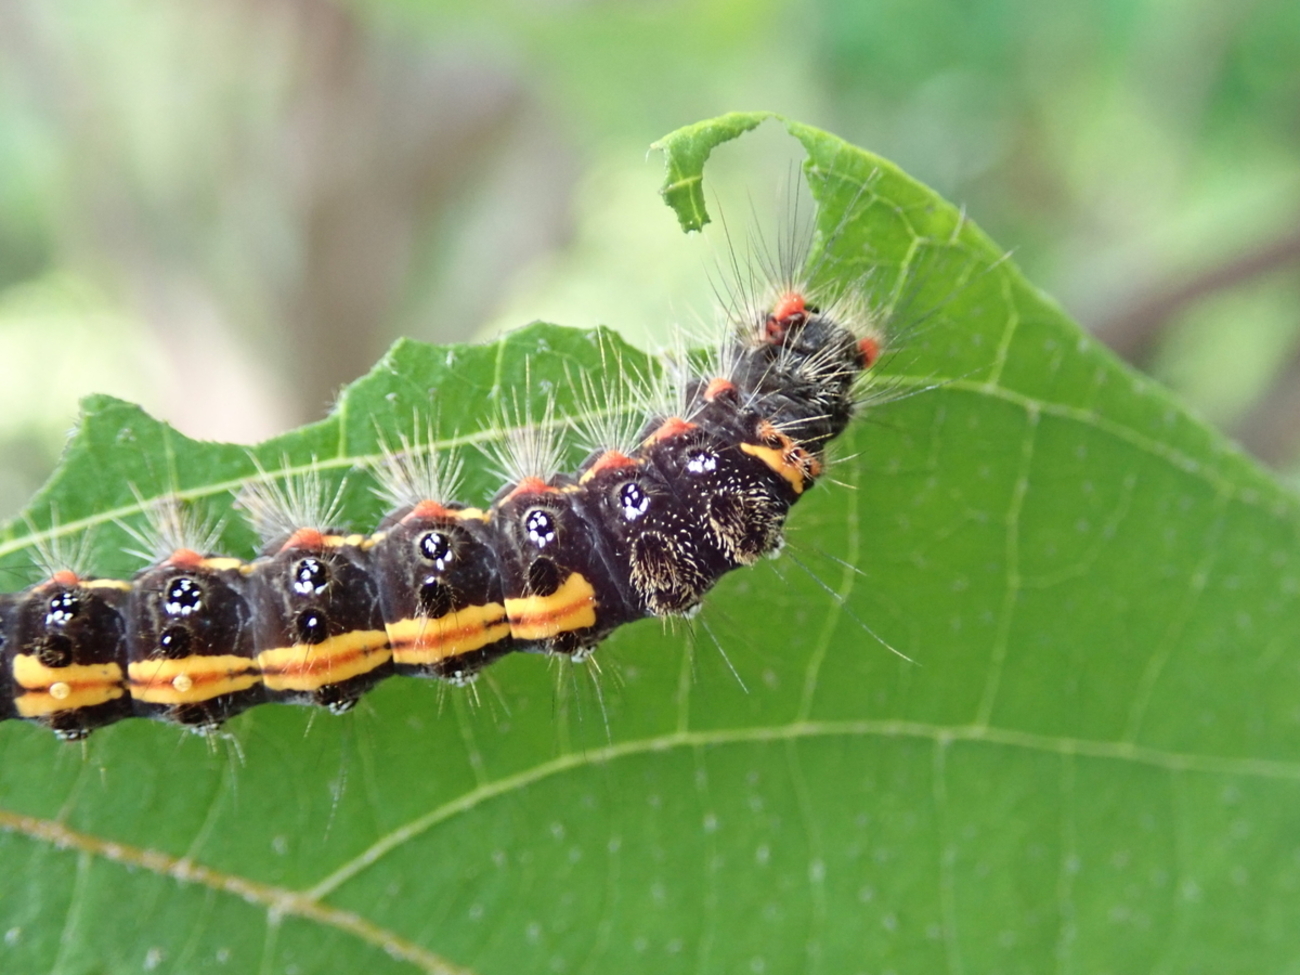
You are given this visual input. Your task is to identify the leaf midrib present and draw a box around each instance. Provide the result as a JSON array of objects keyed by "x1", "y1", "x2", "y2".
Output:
[{"x1": 3, "y1": 374, "x2": 1287, "y2": 562}]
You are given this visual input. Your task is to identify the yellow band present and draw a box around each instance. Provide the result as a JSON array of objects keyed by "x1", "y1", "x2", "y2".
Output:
[
  {"x1": 256, "y1": 630, "x2": 391, "y2": 692},
  {"x1": 127, "y1": 655, "x2": 261, "y2": 705},
  {"x1": 506, "y1": 572, "x2": 598, "y2": 641},
  {"x1": 12, "y1": 654, "x2": 125, "y2": 718},
  {"x1": 740, "y1": 442, "x2": 806, "y2": 494},
  {"x1": 388, "y1": 603, "x2": 511, "y2": 665}
]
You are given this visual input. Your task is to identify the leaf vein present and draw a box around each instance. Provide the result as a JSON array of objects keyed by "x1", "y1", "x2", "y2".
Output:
[
  {"x1": 0, "y1": 810, "x2": 474, "y2": 975},
  {"x1": 304, "y1": 720, "x2": 1300, "y2": 901}
]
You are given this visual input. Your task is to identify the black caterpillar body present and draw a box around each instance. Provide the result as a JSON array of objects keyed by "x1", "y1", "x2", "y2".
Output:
[{"x1": 0, "y1": 291, "x2": 881, "y2": 740}]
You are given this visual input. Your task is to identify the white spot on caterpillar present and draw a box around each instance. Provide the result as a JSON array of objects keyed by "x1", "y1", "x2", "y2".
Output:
[
  {"x1": 620, "y1": 482, "x2": 650, "y2": 521},
  {"x1": 45, "y1": 592, "x2": 78, "y2": 626},
  {"x1": 686, "y1": 450, "x2": 718, "y2": 474},
  {"x1": 525, "y1": 510, "x2": 556, "y2": 548}
]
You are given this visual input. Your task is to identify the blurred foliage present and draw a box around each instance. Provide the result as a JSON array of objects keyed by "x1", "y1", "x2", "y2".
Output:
[{"x1": 0, "y1": 0, "x2": 1299, "y2": 522}]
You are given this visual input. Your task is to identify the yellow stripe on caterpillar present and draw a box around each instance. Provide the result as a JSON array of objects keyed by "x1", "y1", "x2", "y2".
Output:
[
  {"x1": 11, "y1": 655, "x2": 126, "y2": 717},
  {"x1": 740, "y1": 442, "x2": 808, "y2": 494},
  {"x1": 388, "y1": 603, "x2": 511, "y2": 665},
  {"x1": 505, "y1": 572, "x2": 598, "y2": 641},
  {"x1": 256, "y1": 630, "x2": 391, "y2": 692},
  {"x1": 83, "y1": 579, "x2": 133, "y2": 593},
  {"x1": 127, "y1": 655, "x2": 262, "y2": 705}
]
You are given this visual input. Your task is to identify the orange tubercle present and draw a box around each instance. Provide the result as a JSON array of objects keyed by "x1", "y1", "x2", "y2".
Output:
[
  {"x1": 771, "y1": 291, "x2": 806, "y2": 324},
  {"x1": 858, "y1": 335, "x2": 882, "y2": 369},
  {"x1": 756, "y1": 419, "x2": 787, "y2": 447},
  {"x1": 49, "y1": 569, "x2": 80, "y2": 587},
  {"x1": 280, "y1": 527, "x2": 326, "y2": 552},
  {"x1": 502, "y1": 475, "x2": 555, "y2": 502},
  {"x1": 645, "y1": 417, "x2": 697, "y2": 445},
  {"x1": 166, "y1": 549, "x2": 205, "y2": 569},
  {"x1": 588, "y1": 450, "x2": 637, "y2": 475},
  {"x1": 408, "y1": 500, "x2": 454, "y2": 521},
  {"x1": 703, "y1": 377, "x2": 737, "y2": 402}
]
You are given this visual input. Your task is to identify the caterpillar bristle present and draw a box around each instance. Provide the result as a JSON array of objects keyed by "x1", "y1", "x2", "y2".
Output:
[
  {"x1": 371, "y1": 423, "x2": 465, "y2": 512},
  {"x1": 568, "y1": 341, "x2": 654, "y2": 460},
  {"x1": 237, "y1": 458, "x2": 348, "y2": 547},
  {"x1": 640, "y1": 327, "x2": 703, "y2": 426},
  {"x1": 119, "y1": 492, "x2": 225, "y2": 566},
  {"x1": 483, "y1": 386, "x2": 567, "y2": 493},
  {"x1": 23, "y1": 507, "x2": 96, "y2": 584}
]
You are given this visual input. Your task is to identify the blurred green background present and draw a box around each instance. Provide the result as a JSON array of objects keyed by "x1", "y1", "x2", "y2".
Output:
[{"x1": 1, "y1": 0, "x2": 1298, "y2": 520}]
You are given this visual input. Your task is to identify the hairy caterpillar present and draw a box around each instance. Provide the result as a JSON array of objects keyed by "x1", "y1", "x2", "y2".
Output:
[{"x1": 0, "y1": 261, "x2": 884, "y2": 741}]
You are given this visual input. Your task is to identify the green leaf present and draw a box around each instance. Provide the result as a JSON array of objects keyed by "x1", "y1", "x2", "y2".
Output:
[
  {"x1": 3, "y1": 114, "x2": 1299, "y2": 974},
  {"x1": 650, "y1": 110, "x2": 771, "y2": 231}
]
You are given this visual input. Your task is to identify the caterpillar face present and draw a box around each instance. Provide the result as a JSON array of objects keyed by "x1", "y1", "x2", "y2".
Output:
[{"x1": 0, "y1": 286, "x2": 884, "y2": 740}]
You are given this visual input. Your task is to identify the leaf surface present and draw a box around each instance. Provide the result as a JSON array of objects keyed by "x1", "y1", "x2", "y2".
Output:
[{"x1": 1, "y1": 115, "x2": 1297, "y2": 974}]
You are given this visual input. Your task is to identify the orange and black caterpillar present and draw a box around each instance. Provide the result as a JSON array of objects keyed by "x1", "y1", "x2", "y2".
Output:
[{"x1": 0, "y1": 290, "x2": 882, "y2": 740}]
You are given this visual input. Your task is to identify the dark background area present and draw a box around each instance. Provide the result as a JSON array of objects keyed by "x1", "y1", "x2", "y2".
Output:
[{"x1": 2, "y1": 0, "x2": 1298, "y2": 518}]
